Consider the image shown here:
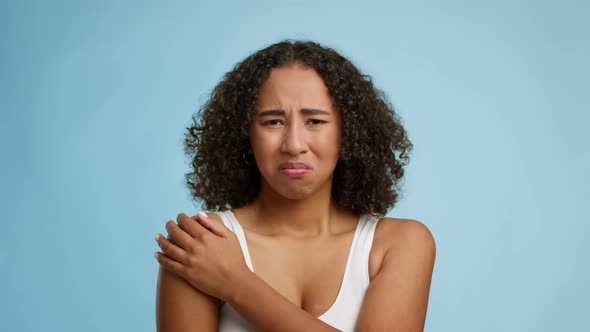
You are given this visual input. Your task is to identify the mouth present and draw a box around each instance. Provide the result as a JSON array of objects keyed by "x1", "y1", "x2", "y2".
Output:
[
  {"x1": 278, "y1": 162, "x2": 312, "y2": 170},
  {"x1": 278, "y1": 162, "x2": 312, "y2": 177}
]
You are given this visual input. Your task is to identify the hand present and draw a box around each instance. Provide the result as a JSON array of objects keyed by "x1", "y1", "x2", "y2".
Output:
[{"x1": 154, "y1": 212, "x2": 250, "y2": 302}]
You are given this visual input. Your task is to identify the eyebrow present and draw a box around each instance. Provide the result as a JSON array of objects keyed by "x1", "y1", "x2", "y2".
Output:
[{"x1": 256, "y1": 108, "x2": 331, "y2": 117}]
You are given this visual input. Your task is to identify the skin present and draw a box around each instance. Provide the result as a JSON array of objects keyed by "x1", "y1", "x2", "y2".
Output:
[{"x1": 155, "y1": 62, "x2": 436, "y2": 331}]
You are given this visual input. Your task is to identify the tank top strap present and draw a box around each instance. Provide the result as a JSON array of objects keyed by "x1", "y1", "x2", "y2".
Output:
[
  {"x1": 348, "y1": 214, "x2": 380, "y2": 287},
  {"x1": 211, "y1": 210, "x2": 255, "y2": 272}
]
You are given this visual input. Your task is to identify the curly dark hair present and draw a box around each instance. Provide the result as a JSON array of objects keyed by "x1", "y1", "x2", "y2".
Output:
[{"x1": 184, "y1": 39, "x2": 413, "y2": 216}]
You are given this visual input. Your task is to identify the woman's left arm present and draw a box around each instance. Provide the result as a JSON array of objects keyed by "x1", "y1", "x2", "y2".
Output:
[
  {"x1": 155, "y1": 212, "x2": 340, "y2": 332},
  {"x1": 354, "y1": 219, "x2": 436, "y2": 332}
]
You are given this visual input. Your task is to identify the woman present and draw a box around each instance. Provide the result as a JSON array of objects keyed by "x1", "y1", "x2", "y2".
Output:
[{"x1": 154, "y1": 39, "x2": 436, "y2": 332}]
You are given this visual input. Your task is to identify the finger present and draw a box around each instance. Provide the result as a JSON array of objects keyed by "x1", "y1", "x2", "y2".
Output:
[
  {"x1": 195, "y1": 211, "x2": 229, "y2": 238},
  {"x1": 177, "y1": 212, "x2": 209, "y2": 239},
  {"x1": 190, "y1": 212, "x2": 218, "y2": 234},
  {"x1": 166, "y1": 218, "x2": 196, "y2": 251},
  {"x1": 155, "y1": 233, "x2": 188, "y2": 265},
  {"x1": 155, "y1": 251, "x2": 185, "y2": 277}
]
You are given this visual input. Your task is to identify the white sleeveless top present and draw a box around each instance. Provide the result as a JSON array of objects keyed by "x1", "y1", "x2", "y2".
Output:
[{"x1": 213, "y1": 210, "x2": 380, "y2": 332}]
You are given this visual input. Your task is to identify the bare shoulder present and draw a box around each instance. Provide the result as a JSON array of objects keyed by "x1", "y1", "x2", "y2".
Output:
[
  {"x1": 379, "y1": 217, "x2": 435, "y2": 245},
  {"x1": 375, "y1": 217, "x2": 435, "y2": 253},
  {"x1": 370, "y1": 217, "x2": 435, "y2": 276}
]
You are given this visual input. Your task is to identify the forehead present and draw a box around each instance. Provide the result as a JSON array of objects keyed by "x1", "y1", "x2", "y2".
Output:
[{"x1": 255, "y1": 63, "x2": 334, "y2": 109}]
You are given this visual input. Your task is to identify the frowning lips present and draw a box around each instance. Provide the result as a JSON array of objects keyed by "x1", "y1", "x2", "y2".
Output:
[{"x1": 278, "y1": 162, "x2": 312, "y2": 170}]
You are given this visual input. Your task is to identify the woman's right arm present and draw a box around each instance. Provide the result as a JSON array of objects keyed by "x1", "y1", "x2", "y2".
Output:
[{"x1": 156, "y1": 265, "x2": 222, "y2": 331}]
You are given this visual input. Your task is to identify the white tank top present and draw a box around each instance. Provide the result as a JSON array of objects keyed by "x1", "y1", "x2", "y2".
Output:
[{"x1": 213, "y1": 210, "x2": 380, "y2": 332}]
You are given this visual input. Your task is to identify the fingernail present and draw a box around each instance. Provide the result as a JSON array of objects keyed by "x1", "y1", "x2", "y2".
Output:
[
  {"x1": 155, "y1": 234, "x2": 159, "y2": 242},
  {"x1": 198, "y1": 211, "x2": 207, "y2": 219},
  {"x1": 154, "y1": 252, "x2": 158, "y2": 260}
]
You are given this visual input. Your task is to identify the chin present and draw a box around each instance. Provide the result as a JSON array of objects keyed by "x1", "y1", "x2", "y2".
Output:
[
  {"x1": 268, "y1": 180, "x2": 316, "y2": 200},
  {"x1": 261, "y1": 171, "x2": 330, "y2": 200},
  {"x1": 279, "y1": 189, "x2": 314, "y2": 200}
]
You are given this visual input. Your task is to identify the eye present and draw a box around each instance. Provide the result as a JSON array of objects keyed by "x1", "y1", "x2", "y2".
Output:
[
  {"x1": 306, "y1": 119, "x2": 328, "y2": 125},
  {"x1": 261, "y1": 119, "x2": 284, "y2": 126}
]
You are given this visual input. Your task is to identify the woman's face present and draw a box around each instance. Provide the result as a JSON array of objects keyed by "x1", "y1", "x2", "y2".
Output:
[{"x1": 249, "y1": 62, "x2": 342, "y2": 200}]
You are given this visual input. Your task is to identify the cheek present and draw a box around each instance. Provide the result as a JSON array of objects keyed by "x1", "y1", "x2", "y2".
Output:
[
  {"x1": 322, "y1": 129, "x2": 341, "y2": 144},
  {"x1": 314, "y1": 127, "x2": 341, "y2": 156},
  {"x1": 250, "y1": 131, "x2": 278, "y2": 160}
]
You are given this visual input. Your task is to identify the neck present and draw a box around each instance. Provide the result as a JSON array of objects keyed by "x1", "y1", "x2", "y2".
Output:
[{"x1": 246, "y1": 178, "x2": 349, "y2": 237}]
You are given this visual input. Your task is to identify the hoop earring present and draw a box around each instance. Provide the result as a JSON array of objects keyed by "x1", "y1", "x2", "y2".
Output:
[
  {"x1": 339, "y1": 150, "x2": 351, "y2": 161},
  {"x1": 242, "y1": 151, "x2": 254, "y2": 166}
]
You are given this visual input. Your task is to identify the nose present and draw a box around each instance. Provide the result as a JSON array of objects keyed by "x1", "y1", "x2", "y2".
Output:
[{"x1": 281, "y1": 122, "x2": 308, "y2": 155}]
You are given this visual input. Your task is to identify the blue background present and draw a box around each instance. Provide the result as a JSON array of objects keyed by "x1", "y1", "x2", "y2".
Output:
[{"x1": 2, "y1": 0, "x2": 589, "y2": 331}]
